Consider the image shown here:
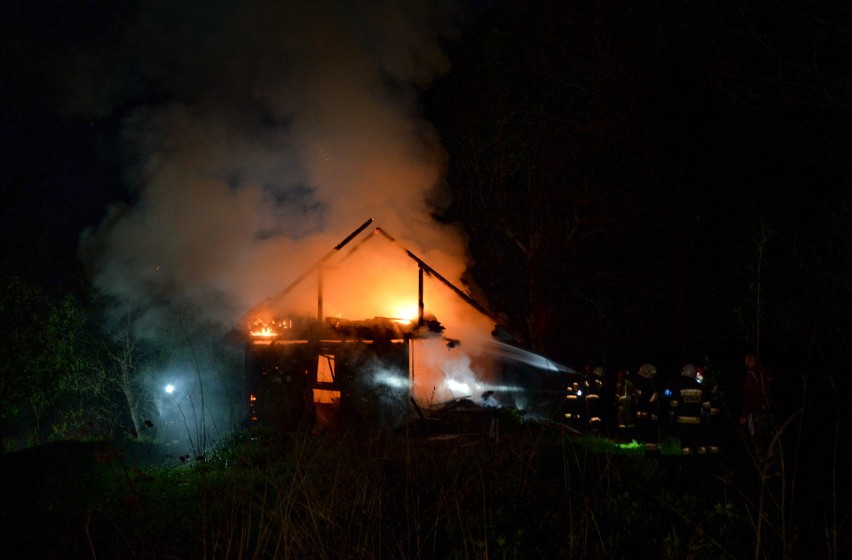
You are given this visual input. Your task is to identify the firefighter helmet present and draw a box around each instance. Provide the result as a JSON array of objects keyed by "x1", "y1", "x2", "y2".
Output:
[{"x1": 638, "y1": 363, "x2": 657, "y2": 378}]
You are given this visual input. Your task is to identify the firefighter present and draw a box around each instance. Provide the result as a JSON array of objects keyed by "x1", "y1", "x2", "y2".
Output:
[
  {"x1": 634, "y1": 363, "x2": 660, "y2": 455},
  {"x1": 698, "y1": 364, "x2": 722, "y2": 455},
  {"x1": 670, "y1": 363, "x2": 705, "y2": 456},
  {"x1": 598, "y1": 366, "x2": 617, "y2": 434},
  {"x1": 584, "y1": 366, "x2": 605, "y2": 433},
  {"x1": 615, "y1": 368, "x2": 636, "y2": 441},
  {"x1": 563, "y1": 372, "x2": 585, "y2": 431}
]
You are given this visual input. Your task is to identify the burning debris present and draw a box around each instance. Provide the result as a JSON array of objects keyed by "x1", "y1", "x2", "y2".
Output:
[{"x1": 249, "y1": 318, "x2": 293, "y2": 338}]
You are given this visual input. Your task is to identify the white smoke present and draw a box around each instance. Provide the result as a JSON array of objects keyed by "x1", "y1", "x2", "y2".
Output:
[{"x1": 80, "y1": 0, "x2": 466, "y2": 331}]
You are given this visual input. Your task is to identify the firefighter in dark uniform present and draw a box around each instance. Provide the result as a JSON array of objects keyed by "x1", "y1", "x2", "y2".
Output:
[
  {"x1": 615, "y1": 368, "x2": 636, "y2": 441},
  {"x1": 634, "y1": 363, "x2": 660, "y2": 455},
  {"x1": 698, "y1": 364, "x2": 722, "y2": 455},
  {"x1": 564, "y1": 372, "x2": 585, "y2": 431},
  {"x1": 584, "y1": 366, "x2": 605, "y2": 433},
  {"x1": 670, "y1": 364, "x2": 705, "y2": 456}
]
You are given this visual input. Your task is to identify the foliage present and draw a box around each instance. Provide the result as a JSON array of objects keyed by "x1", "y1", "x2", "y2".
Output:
[
  {"x1": 1, "y1": 422, "x2": 845, "y2": 559},
  {"x1": 0, "y1": 280, "x2": 172, "y2": 449},
  {"x1": 0, "y1": 278, "x2": 99, "y2": 447}
]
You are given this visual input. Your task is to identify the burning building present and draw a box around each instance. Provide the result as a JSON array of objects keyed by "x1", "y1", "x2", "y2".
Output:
[{"x1": 241, "y1": 218, "x2": 577, "y2": 431}]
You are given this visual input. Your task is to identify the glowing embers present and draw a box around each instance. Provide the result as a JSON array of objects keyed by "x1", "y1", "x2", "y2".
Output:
[{"x1": 249, "y1": 317, "x2": 293, "y2": 337}]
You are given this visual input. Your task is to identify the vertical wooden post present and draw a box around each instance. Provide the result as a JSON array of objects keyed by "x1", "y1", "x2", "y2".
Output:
[
  {"x1": 317, "y1": 266, "x2": 323, "y2": 321},
  {"x1": 418, "y1": 266, "x2": 424, "y2": 326}
]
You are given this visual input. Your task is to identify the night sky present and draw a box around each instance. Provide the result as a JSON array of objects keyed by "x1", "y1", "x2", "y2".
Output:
[{"x1": 2, "y1": 2, "x2": 143, "y2": 291}]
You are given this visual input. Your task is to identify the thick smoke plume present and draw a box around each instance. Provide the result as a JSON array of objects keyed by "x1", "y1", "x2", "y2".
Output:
[
  {"x1": 81, "y1": 0, "x2": 467, "y2": 327},
  {"x1": 77, "y1": 0, "x2": 509, "y2": 438}
]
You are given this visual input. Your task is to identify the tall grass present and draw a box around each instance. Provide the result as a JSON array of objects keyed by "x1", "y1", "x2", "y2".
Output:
[
  {"x1": 3, "y1": 402, "x2": 847, "y2": 559},
  {"x1": 77, "y1": 431, "x2": 716, "y2": 557}
]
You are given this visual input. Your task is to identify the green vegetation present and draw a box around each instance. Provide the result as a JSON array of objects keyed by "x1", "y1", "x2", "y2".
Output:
[
  {"x1": 0, "y1": 280, "x2": 146, "y2": 450},
  {"x1": 0, "y1": 421, "x2": 839, "y2": 559}
]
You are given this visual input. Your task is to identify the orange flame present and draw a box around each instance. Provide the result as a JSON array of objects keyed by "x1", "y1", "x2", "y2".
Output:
[
  {"x1": 250, "y1": 326, "x2": 276, "y2": 337},
  {"x1": 249, "y1": 318, "x2": 292, "y2": 337}
]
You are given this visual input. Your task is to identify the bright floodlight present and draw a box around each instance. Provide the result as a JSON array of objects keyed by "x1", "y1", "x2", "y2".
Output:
[{"x1": 164, "y1": 384, "x2": 175, "y2": 394}]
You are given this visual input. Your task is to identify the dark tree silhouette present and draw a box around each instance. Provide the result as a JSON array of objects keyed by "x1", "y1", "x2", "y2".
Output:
[{"x1": 427, "y1": 0, "x2": 852, "y2": 374}]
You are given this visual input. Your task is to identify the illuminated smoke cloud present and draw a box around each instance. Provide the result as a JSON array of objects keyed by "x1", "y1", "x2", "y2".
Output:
[{"x1": 80, "y1": 0, "x2": 467, "y2": 332}]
